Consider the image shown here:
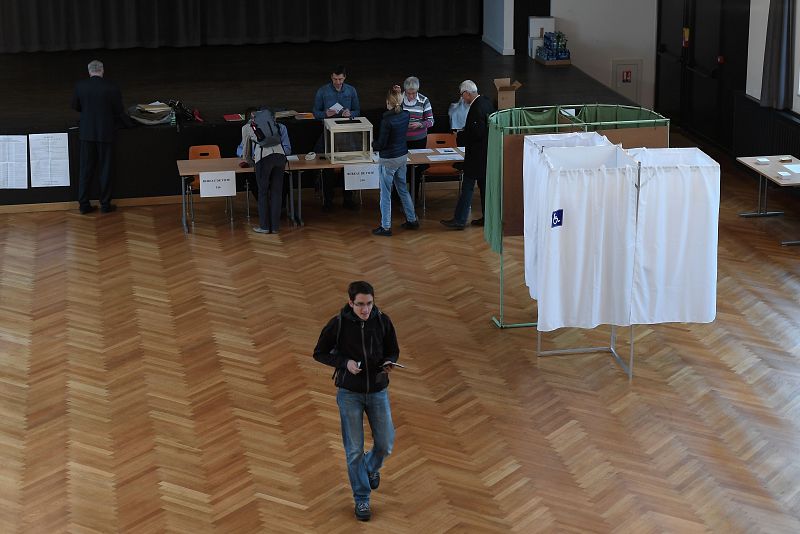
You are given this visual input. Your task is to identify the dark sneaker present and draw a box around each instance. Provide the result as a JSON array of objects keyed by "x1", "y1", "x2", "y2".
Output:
[
  {"x1": 100, "y1": 204, "x2": 117, "y2": 213},
  {"x1": 401, "y1": 220, "x2": 420, "y2": 230},
  {"x1": 368, "y1": 472, "x2": 380, "y2": 490},
  {"x1": 79, "y1": 205, "x2": 97, "y2": 215},
  {"x1": 252, "y1": 226, "x2": 270, "y2": 234},
  {"x1": 372, "y1": 226, "x2": 392, "y2": 237},
  {"x1": 440, "y1": 218, "x2": 465, "y2": 230},
  {"x1": 354, "y1": 502, "x2": 371, "y2": 521},
  {"x1": 470, "y1": 217, "x2": 484, "y2": 226}
]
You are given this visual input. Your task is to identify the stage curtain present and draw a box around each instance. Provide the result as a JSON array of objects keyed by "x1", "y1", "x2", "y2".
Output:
[{"x1": 0, "y1": 0, "x2": 481, "y2": 53}]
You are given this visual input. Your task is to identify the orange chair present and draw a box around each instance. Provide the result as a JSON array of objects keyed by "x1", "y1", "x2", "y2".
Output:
[
  {"x1": 419, "y1": 133, "x2": 463, "y2": 213},
  {"x1": 185, "y1": 145, "x2": 223, "y2": 223}
]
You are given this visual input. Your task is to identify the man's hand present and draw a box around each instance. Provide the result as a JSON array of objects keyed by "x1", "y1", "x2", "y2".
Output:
[
  {"x1": 346, "y1": 360, "x2": 362, "y2": 374},
  {"x1": 325, "y1": 109, "x2": 337, "y2": 117},
  {"x1": 342, "y1": 109, "x2": 351, "y2": 118}
]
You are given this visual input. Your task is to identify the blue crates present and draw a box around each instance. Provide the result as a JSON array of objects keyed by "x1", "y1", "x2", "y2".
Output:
[{"x1": 536, "y1": 31, "x2": 570, "y2": 62}]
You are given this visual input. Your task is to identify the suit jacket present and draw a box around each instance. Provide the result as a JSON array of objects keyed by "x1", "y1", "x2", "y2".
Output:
[
  {"x1": 71, "y1": 76, "x2": 124, "y2": 142},
  {"x1": 457, "y1": 94, "x2": 495, "y2": 179}
]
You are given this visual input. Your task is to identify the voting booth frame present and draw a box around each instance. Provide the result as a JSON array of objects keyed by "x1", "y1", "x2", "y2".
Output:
[{"x1": 484, "y1": 104, "x2": 670, "y2": 380}]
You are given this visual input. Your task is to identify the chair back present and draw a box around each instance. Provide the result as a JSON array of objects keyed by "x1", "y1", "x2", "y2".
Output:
[
  {"x1": 423, "y1": 133, "x2": 461, "y2": 177},
  {"x1": 188, "y1": 145, "x2": 221, "y2": 189}
]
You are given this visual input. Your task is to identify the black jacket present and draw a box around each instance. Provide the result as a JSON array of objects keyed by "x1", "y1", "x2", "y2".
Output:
[
  {"x1": 313, "y1": 304, "x2": 400, "y2": 393},
  {"x1": 71, "y1": 76, "x2": 125, "y2": 142},
  {"x1": 457, "y1": 94, "x2": 495, "y2": 179}
]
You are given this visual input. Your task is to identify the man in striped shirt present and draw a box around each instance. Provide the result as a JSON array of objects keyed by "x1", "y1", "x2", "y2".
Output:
[{"x1": 401, "y1": 76, "x2": 433, "y2": 202}]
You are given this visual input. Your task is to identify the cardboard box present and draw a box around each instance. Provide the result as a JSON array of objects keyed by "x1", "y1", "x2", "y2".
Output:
[
  {"x1": 494, "y1": 78, "x2": 523, "y2": 110},
  {"x1": 528, "y1": 37, "x2": 543, "y2": 59},
  {"x1": 528, "y1": 16, "x2": 555, "y2": 40}
]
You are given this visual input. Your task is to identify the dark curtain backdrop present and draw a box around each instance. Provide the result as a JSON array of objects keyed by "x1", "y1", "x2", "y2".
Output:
[{"x1": 0, "y1": 0, "x2": 481, "y2": 52}]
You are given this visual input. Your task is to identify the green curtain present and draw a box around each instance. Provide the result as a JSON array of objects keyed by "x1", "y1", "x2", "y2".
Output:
[
  {"x1": 484, "y1": 107, "x2": 566, "y2": 253},
  {"x1": 483, "y1": 105, "x2": 668, "y2": 254}
]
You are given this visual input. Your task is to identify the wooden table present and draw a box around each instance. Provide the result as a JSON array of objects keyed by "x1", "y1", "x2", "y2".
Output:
[
  {"x1": 176, "y1": 157, "x2": 295, "y2": 233},
  {"x1": 737, "y1": 155, "x2": 800, "y2": 245}
]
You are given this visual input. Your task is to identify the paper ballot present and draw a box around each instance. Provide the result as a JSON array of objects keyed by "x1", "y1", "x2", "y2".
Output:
[
  {"x1": 328, "y1": 102, "x2": 344, "y2": 114},
  {"x1": 30, "y1": 133, "x2": 70, "y2": 187},
  {"x1": 0, "y1": 135, "x2": 29, "y2": 189}
]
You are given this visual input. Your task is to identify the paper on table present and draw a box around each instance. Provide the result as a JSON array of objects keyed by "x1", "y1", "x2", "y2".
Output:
[
  {"x1": 755, "y1": 157, "x2": 770, "y2": 165},
  {"x1": 286, "y1": 155, "x2": 299, "y2": 161},
  {"x1": 30, "y1": 133, "x2": 70, "y2": 187},
  {"x1": 409, "y1": 148, "x2": 433, "y2": 154},
  {"x1": 777, "y1": 171, "x2": 791, "y2": 177},
  {"x1": 783, "y1": 164, "x2": 800, "y2": 173},
  {"x1": 428, "y1": 154, "x2": 463, "y2": 162},
  {"x1": 0, "y1": 135, "x2": 29, "y2": 189},
  {"x1": 457, "y1": 146, "x2": 465, "y2": 152},
  {"x1": 329, "y1": 102, "x2": 344, "y2": 113}
]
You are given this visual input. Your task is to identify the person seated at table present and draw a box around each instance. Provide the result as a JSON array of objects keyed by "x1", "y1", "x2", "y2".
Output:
[
  {"x1": 313, "y1": 66, "x2": 360, "y2": 211},
  {"x1": 372, "y1": 86, "x2": 419, "y2": 237},
  {"x1": 241, "y1": 108, "x2": 287, "y2": 234}
]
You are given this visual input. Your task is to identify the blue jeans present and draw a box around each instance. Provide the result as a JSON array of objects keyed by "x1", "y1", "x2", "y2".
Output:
[
  {"x1": 453, "y1": 174, "x2": 486, "y2": 225},
  {"x1": 379, "y1": 156, "x2": 417, "y2": 229},
  {"x1": 336, "y1": 388, "x2": 395, "y2": 504}
]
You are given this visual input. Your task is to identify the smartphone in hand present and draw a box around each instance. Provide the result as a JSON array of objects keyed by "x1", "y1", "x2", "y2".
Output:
[{"x1": 382, "y1": 361, "x2": 405, "y2": 369}]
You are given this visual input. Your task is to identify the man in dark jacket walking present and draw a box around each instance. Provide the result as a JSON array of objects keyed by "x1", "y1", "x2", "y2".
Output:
[
  {"x1": 71, "y1": 59, "x2": 126, "y2": 214},
  {"x1": 313, "y1": 281, "x2": 400, "y2": 522}
]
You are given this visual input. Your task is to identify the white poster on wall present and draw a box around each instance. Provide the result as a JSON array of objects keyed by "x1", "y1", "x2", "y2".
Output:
[
  {"x1": 199, "y1": 171, "x2": 236, "y2": 197},
  {"x1": 0, "y1": 135, "x2": 29, "y2": 189},
  {"x1": 30, "y1": 133, "x2": 70, "y2": 187},
  {"x1": 344, "y1": 164, "x2": 380, "y2": 190}
]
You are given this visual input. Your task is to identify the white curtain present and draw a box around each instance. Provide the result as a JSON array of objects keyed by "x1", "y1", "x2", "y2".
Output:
[
  {"x1": 522, "y1": 133, "x2": 611, "y2": 300},
  {"x1": 628, "y1": 148, "x2": 720, "y2": 324},
  {"x1": 535, "y1": 145, "x2": 639, "y2": 332}
]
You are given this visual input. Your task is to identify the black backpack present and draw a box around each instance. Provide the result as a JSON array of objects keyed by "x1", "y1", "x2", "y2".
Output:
[{"x1": 250, "y1": 109, "x2": 281, "y2": 147}]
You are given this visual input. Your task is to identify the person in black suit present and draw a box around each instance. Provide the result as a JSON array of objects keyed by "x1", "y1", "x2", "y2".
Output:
[
  {"x1": 440, "y1": 80, "x2": 495, "y2": 229},
  {"x1": 71, "y1": 59, "x2": 126, "y2": 214}
]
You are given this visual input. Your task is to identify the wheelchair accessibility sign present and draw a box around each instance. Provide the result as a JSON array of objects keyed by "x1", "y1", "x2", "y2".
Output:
[{"x1": 551, "y1": 209, "x2": 563, "y2": 228}]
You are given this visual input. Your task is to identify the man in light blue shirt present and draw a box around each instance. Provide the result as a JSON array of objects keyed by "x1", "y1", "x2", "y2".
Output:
[
  {"x1": 313, "y1": 66, "x2": 360, "y2": 119},
  {"x1": 313, "y1": 66, "x2": 360, "y2": 210}
]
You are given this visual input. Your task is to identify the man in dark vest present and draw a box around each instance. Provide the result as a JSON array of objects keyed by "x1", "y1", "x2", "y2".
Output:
[{"x1": 71, "y1": 59, "x2": 126, "y2": 214}]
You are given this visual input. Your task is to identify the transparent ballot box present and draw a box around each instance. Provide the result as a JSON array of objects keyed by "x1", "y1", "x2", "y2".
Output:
[{"x1": 323, "y1": 117, "x2": 374, "y2": 164}]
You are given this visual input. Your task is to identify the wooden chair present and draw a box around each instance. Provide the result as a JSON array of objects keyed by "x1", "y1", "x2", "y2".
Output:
[
  {"x1": 420, "y1": 133, "x2": 463, "y2": 213},
  {"x1": 185, "y1": 145, "x2": 233, "y2": 223}
]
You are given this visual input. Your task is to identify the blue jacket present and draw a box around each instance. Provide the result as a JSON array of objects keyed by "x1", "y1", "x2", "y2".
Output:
[
  {"x1": 373, "y1": 109, "x2": 409, "y2": 159},
  {"x1": 313, "y1": 82, "x2": 360, "y2": 119}
]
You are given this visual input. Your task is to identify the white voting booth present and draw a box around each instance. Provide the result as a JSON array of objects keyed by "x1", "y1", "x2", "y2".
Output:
[
  {"x1": 523, "y1": 132, "x2": 612, "y2": 301},
  {"x1": 522, "y1": 135, "x2": 720, "y2": 379}
]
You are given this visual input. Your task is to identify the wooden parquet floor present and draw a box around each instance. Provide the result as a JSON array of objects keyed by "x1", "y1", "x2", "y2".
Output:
[{"x1": 2, "y1": 166, "x2": 800, "y2": 533}]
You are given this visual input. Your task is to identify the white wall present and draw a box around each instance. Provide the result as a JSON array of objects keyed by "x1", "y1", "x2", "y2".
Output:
[
  {"x1": 551, "y1": 0, "x2": 657, "y2": 108},
  {"x1": 483, "y1": 0, "x2": 514, "y2": 55}
]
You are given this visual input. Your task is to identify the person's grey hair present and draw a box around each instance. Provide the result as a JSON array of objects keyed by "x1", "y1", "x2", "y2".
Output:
[
  {"x1": 403, "y1": 76, "x2": 420, "y2": 91},
  {"x1": 459, "y1": 80, "x2": 478, "y2": 94},
  {"x1": 88, "y1": 60, "x2": 104, "y2": 75}
]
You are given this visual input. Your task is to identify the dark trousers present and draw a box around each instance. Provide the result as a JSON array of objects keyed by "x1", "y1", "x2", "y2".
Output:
[
  {"x1": 255, "y1": 153, "x2": 287, "y2": 232},
  {"x1": 78, "y1": 140, "x2": 113, "y2": 209},
  {"x1": 322, "y1": 169, "x2": 354, "y2": 207},
  {"x1": 453, "y1": 174, "x2": 486, "y2": 225}
]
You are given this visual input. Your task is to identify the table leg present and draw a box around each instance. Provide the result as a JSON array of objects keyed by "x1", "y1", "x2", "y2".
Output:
[
  {"x1": 288, "y1": 170, "x2": 296, "y2": 227},
  {"x1": 409, "y1": 164, "x2": 416, "y2": 205},
  {"x1": 297, "y1": 171, "x2": 305, "y2": 226},
  {"x1": 181, "y1": 178, "x2": 189, "y2": 233},
  {"x1": 740, "y1": 175, "x2": 783, "y2": 217}
]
